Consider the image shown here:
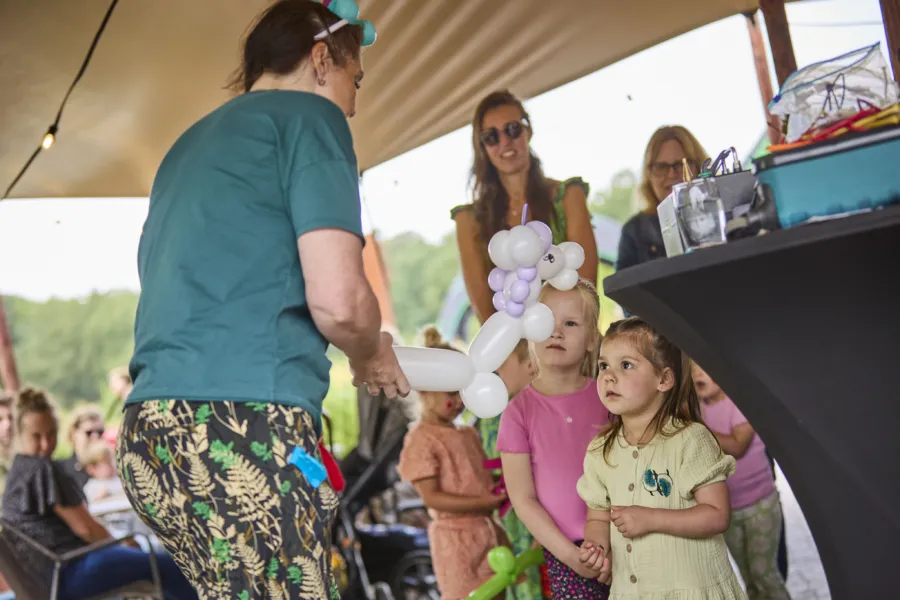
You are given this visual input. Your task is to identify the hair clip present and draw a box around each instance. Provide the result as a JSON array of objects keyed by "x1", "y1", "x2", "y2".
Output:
[{"x1": 314, "y1": 0, "x2": 376, "y2": 47}]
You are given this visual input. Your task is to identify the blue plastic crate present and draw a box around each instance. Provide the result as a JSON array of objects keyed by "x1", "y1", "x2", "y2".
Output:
[{"x1": 753, "y1": 125, "x2": 900, "y2": 228}]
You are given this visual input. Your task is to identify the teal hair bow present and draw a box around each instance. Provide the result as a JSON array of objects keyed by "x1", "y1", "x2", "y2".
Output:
[{"x1": 320, "y1": 0, "x2": 376, "y2": 46}]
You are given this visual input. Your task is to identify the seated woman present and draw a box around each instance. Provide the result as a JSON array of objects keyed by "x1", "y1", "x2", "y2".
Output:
[
  {"x1": 59, "y1": 405, "x2": 106, "y2": 489},
  {"x1": 616, "y1": 125, "x2": 708, "y2": 271},
  {"x1": 453, "y1": 90, "x2": 599, "y2": 326},
  {"x1": 1, "y1": 387, "x2": 197, "y2": 600}
]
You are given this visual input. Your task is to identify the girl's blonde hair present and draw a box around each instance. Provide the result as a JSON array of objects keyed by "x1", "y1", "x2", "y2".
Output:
[
  {"x1": 596, "y1": 318, "x2": 707, "y2": 464},
  {"x1": 81, "y1": 440, "x2": 114, "y2": 467},
  {"x1": 14, "y1": 387, "x2": 58, "y2": 433},
  {"x1": 537, "y1": 279, "x2": 602, "y2": 378},
  {"x1": 66, "y1": 405, "x2": 104, "y2": 443},
  {"x1": 639, "y1": 126, "x2": 709, "y2": 214}
]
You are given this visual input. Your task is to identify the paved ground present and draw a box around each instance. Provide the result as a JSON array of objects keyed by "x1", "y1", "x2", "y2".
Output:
[{"x1": 730, "y1": 465, "x2": 831, "y2": 599}]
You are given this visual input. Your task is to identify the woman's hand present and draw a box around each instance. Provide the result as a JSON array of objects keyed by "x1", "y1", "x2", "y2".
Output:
[
  {"x1": 610, "y1": 505, "x2": 657, "y2": 539},
  {"x1": 350, "y1": 332, "x2": 411, "y2": 399}
]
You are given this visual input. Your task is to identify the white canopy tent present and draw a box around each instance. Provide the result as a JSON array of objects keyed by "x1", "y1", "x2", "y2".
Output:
[{"x1": 0, "y1": 0, "x2": 792, "y2": 200}]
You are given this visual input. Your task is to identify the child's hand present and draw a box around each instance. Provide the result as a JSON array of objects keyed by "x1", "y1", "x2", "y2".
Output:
[
  {"x1": 479, "y1": 491, "x2": 508, "y2": 513},
  {"x1": 610, "y1": 505, "x2": 656, "y2": 539},
  {"x1": 578, "y1": 542, "x2": 606, "y2": 572}
]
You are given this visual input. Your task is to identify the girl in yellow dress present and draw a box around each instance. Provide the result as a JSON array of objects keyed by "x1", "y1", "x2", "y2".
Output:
[{"x1": 576, "y1": 318, "x2": 746, "y2": 599}]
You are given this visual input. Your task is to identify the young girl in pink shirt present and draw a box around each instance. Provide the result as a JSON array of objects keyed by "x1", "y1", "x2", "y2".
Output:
[
  {"x1": 498, "y1": 280, "x2": 612, "y2": 599},
  {"x1": 693, "y1": 363, "x2": 791, "y2": 600}
]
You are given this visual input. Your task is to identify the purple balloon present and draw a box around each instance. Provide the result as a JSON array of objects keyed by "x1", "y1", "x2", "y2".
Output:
[
  {"x1": 492, "y1": 291, "x2": 507, "y2": 311},
  {"x1": 527, "y1": 221, "x2": 553, "y2": 253},
  {"x1": 509, "y1": 279, "x2": 530, "y2": 303},
  {"x1": 506, "y1": 301, "x2": 525, "y2": 318},
  {"x1": 516, "y1": 266, "x2": 537, "y2": 282},
  {"x1": 488, "y1": 267, "x2": 507, "y2": 293}
]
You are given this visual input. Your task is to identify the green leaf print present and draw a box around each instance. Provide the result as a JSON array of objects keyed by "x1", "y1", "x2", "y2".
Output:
[
  {"x1": 145, "y1": 504, "x2": 158, "y2": 518},
  {"x1": 330, "y1": 582, "x2": 340, "y2": 600},
  {"x1": 247, "y1": 402, "x2": 267, "y2": 413},
  {"x1": 250, "y1": 441, "x2": 273, "y2": 461},
  {"x1": 209, "y1": 439, "x2": 237, "y2": 469},
  {"x1": 287, "y1": 566, "x2": 303, "y2": 586},
  {"x1": 211, "y1": 537, "x2": 231, "y2": 564},
  {"x1": 192, "y1": 501, "x2": 212, "y2": 520},
  {"x1": 195, "y1": 404, "x2": 212, "y2": 425},
  {"x1": 279, "y1": 480, "x2": 291, "y2": 496},
  {"x1": 266, "y1": 557, "x2": 279, "y2": 580},
  {"x1": 154, "y1": 444, "x2": 173, "y2": 465},
  {"x1": 237, "y1": 592, "x2": 249, "y2": 600},
  {"x1": 157, "y1": 399, "x2": 171, "y2": 412}
]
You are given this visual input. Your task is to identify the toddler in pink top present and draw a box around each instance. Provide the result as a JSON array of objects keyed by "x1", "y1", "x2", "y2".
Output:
[
  {"x1": 498, "y1": 280, "x2": 611, "y2": 599},
  {"x1": 694, "y1": 364, "x2": 791, "y2": 600}
]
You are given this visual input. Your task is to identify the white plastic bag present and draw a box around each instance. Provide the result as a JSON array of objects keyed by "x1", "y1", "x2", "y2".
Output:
[{"x1": 769, "y1": 43, "x2": 900, "y2": 143}]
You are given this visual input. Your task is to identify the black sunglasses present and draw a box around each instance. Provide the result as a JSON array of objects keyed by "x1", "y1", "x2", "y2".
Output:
[
  {"x1": 84, "y1": 428, "x2": 105, "y2": 437},
  {"x1": 480, "y1": 120, "x2": 528, "y2": 147}
]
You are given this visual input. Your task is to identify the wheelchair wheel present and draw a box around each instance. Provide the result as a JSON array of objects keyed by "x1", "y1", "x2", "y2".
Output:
[{"x1": 390, "y1": 549, "x2": 440, "y2": 600}]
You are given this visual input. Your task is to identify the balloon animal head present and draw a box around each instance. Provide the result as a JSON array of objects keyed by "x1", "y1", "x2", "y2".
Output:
[
  {"x1": 393, "y1": 210, "x2": 585, "y2": 419},
  {"x1": 315, "y1": 0, "x2": 377, "y2": 46}
]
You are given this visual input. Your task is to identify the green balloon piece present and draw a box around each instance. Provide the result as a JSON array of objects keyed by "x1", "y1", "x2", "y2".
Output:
[{"x1": 487, "y1": 546, "x2": 516, "y2": 576}]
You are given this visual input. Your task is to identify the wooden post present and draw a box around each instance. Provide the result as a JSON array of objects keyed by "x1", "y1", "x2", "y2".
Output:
[
  {"x1": 881, "y1": 0, "x2": 900, "y2": 82},
  {"x1": 745, "y1": 12, "x2": 783, "y2": 145},
  {"x1": 759, "y1": 0, "x2": 798, "y2": 87},
  {"x1": 0, "y1": 297, "x2": 19, "y2": 391}
]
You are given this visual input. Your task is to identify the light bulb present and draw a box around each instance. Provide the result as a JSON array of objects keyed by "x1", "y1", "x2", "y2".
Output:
[{"x1": 42, "y1": 133, "x2": 55, "y2": 149}]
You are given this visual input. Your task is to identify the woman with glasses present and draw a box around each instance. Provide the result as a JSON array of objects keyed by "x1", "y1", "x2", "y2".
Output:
[
  {"x1": 59, "y1": 406, "x2": 106, "y2": 489},
  {"x1": 452, "y1": 90, "x2": 598, "y2": 600},
  {"x1": 615, "y1": 126, "x2": 709, "y2": 272},
  {"x1": 453, "y1": 90, "x2": 599, "y2": 326}
]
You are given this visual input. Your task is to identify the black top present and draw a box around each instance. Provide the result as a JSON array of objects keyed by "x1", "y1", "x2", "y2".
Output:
[
  {"x1": 58, "y1": 454, "x2": 91, "y2": 489},
  {"x1": 615, "y1": 212, "x2": 665, "y2": 272},
  {"x1": 1, "y1": 455, "x2": 87, "y2": 582}
]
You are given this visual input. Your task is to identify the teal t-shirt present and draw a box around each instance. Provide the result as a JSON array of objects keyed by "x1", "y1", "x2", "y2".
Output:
[{"x1": 128, "y1": 90, "x2": 363, "y2": 423}]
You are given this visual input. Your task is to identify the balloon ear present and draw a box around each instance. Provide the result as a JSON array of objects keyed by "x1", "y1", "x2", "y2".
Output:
[{"x1": 360, "y1": 20, "x2": 377, "y2": 46}]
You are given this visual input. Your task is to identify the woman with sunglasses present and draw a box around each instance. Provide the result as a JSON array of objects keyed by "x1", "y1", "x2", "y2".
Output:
[
  {"x1": 59, "y1": 406, "x2": 106, "y2": 489},
  {"x1": 453, "y1": 90, "x2": 599, "y2": 327},
  {"x1": 615, "y1": 125, "x2": 709, "y2": 272}
]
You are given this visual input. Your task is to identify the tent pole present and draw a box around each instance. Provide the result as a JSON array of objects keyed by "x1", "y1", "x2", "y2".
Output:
[
  {"x1": 881, "y1": 0, "x2": 900, "y2": 82},
  {"x1": 745, "y1": 11, "x2": 783, "y2": 145},
  {"x1": 0, "y1": 297, "x2": 19, "y2": 391},
  {"x1": 759, "y1": 0, "x2": 798, "y2": 88}
]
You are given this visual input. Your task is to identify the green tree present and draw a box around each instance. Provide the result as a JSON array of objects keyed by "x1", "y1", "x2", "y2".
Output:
[{"x1": 590, "y1": 169, "x2": 638, "y2": 224}]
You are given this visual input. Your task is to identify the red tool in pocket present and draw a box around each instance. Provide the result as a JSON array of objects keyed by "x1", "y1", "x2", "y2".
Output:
[{"x1": 318, "y1": 440, "x2": 346, "y2": 493}]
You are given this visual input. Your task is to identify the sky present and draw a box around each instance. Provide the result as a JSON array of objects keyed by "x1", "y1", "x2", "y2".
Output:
[{"x1": 0, "y1": 0, "x2": 889, "y2": 301}]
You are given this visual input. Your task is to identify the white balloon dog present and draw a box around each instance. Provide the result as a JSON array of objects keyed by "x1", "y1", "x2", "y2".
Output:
[{"x1": 394, "y1": 208, "x2": 585, "y2": 418}]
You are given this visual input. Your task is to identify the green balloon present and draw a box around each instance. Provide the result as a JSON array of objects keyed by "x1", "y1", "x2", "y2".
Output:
[{"x1": 487, "y1": 546, "x2": 516, "y2": 576}]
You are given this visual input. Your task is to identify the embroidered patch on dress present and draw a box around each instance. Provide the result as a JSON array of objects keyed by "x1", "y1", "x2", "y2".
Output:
[{"x1": 642, "y1": 468, "x2": 673, "y2": 497}]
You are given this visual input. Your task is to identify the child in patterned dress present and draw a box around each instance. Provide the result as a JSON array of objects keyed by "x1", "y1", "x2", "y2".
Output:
[{"x1": 397, "y1": 327, "x2": 510, "y2": 600}]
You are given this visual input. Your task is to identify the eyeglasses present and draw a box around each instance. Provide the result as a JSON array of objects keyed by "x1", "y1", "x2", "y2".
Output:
[
  {"x1": 480, "y1": 120, "x2": 528, "y2": 147},
  {"x1": 649, "y1": 160, "x2": 698, "y2": 177}
]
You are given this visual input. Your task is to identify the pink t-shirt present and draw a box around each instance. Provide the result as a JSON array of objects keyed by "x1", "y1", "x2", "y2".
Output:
[
  {"x1": 497, "y1": 380, "x2": 611, "y2": 542},
  {"x1": 701, "y1": 396, "x2": 775, "y2": 509}
]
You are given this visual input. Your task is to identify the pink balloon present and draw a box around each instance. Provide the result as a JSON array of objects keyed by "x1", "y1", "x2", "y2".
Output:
[
  {"x1": 506, "y1": 301, "x2": 525, "y2": 317},
  {"x1": 492, "y1": 291, "x2": 507, "y2": 311},
  {"x1": 527, "y1": 221, "x2": 553, "y2": 253},
  {"x1": 488, "y1": 267, "x2": 507, "y2": 292},
  {"x1": 509, "y1": 279, "x2": 530, "y2": 303}
]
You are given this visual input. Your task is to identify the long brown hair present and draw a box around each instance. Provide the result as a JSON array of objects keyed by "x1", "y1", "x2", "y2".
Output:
[
  {"x1": 470, "y1": 91, "x2": 556, "y2": 249},
  {"x1": 597, "y1": 318, "x2": 703, "y2": 463}
]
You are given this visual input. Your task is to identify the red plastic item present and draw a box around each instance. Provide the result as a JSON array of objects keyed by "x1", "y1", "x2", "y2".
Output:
[
  {"x1": 318, "y1": 441, "x2": 345, "y2": 493},
  {"x1": 483, "y1": 458, "x2": 511, "y2": 517}
]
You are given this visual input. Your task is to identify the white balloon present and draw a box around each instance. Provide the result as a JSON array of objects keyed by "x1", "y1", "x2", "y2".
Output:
[
  {"x1": 488, "y1": 230, "x2": 516, "y2": 270},
  {"x1": 394, "y1": 347, "x2": 476, "y2": 392},
  {"x1": 559, "y1": 241, "x2": 585, "y2": 271},
  {"x1": 549, "y1": 268, "x2": 578, "y2": 291},
  {"x1": 536, "y1": 245, "x2": 564, "y2": 281},
  {"x1": 524, "y1": 276, "x2": 542, "y2": 307},
  {"x1": 461, "y1": 372, "x2": 510, "y2": 419},
  {"x1": 522, "y1": 303, "x2": 555, "y2": 342},
  {"x1": 468, "y1": 311, "x2": 523, "y2": 373},
  {"x1": 508, "y1": 225, "x2": 544, "y2": 267}
]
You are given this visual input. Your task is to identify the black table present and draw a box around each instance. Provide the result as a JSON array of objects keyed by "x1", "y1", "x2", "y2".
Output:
[{"x1": 603, "y1": 204, "x2": 900, "y2": 599}]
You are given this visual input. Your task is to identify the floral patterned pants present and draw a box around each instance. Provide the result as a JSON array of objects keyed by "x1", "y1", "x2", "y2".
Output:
[{"x1": 116, "y1": 399, "x2": 340, "y2": 600}]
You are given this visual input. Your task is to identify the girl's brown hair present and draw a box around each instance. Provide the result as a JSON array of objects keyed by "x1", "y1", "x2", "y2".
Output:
[
  {"x1": 470, "y1": 91, "x2": 556, "y2": 250},
  {"x1": 420, "y1": 326, "x2": 459, "y2": 353},
  {"x1": 639, "y1": 126, "x2": 709, "y2": 215},
  {"x1": 15, "y1": 387, "x2": 58, "y2": 432},
  {"x1": 536, "y1": 279, "x2": 602, "y2": 378},
  {"x1": 228, "y1": 0, "x2": 364, "y2": 93},
  {"x1": 597, "y1": 318, "x2": 703, "y2": 463}
]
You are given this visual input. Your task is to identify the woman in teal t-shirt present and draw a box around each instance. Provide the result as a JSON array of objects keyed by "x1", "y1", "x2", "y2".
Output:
[
  {"x1": 116, "y1": 3, "x2": 408, "y2": 599},
  {"x1": 452, "y1": 90, "x2": 599, "y2": 600}
]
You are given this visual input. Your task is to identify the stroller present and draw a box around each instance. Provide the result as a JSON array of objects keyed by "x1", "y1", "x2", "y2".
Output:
[{"x1": 325, "y1": 388, "x2": 440, "y2": 600}]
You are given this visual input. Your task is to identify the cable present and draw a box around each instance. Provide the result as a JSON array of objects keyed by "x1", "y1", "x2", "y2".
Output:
[{"x1": 2, "y1": 0, "x2": 120, "y2": 201}]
